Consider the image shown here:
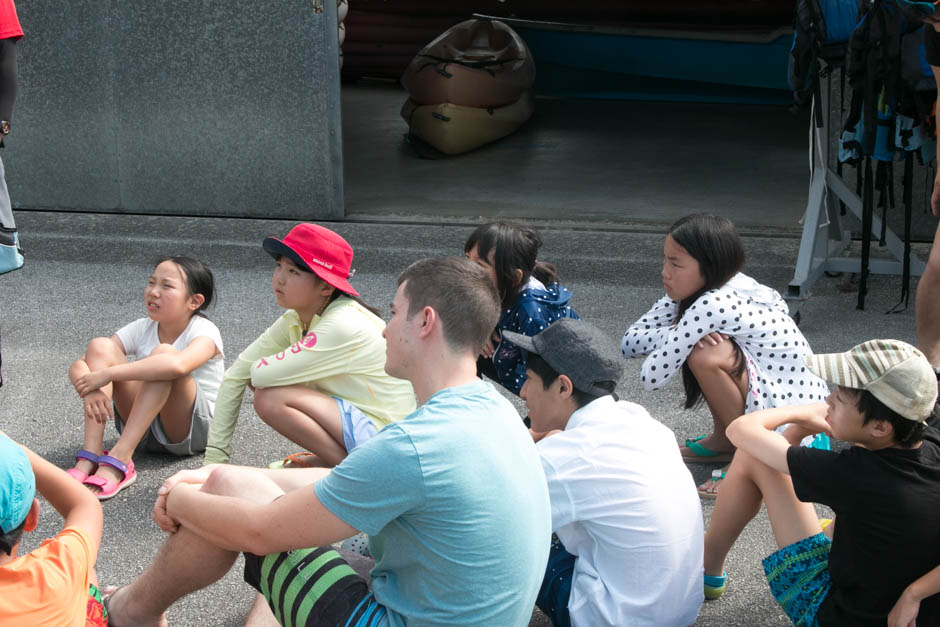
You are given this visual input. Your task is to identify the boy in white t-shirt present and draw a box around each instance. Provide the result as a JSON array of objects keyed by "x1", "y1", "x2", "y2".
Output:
[{"x1": 505, "y1": 318, "x2": 704, "y2": 627}]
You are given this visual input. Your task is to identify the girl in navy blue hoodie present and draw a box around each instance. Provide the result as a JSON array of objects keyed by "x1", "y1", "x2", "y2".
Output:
[{"x1": 465, "y1": 221, "x2": 579, "y2": 395}]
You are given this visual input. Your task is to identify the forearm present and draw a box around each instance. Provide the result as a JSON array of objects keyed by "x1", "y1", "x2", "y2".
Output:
[
  {"x1": 726, "y1": 409, "x2": 797, "y2": 474},
  {"x1": 21, "y1": 445, "x2": 102, "y2": 542},
  {"x1": 166, "y1": 476, "x2": 336, "y2": 555},
  {"x1": 621, "y1": 296, "x2": 678, "y2": 357},
  {"x1": 728, "y1": 405, "x2": 804, "y2": 437},
  {"x1": 905, "y1": 564, "x2": 940, "y2": 605},
  {"x1": 24, "y1": 446, "x2": 94, "y2": 516},
  {"x1": 103, "y1": 352, "x2": 190, "y2": 383},
  {"x1": 166, "y1": 485, "x2": 273, "y2": 553},
  {"x1": 250, "y1": 345, "x2": 348, "y2": 389},
  {"x1": 203, "y1": 370, "x2": 252, "y2": 464}
]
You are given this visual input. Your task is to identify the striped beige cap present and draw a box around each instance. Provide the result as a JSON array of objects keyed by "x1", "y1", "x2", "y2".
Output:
[{"x1": 805, "y1": 339, "x2": 937, "y2": 422}]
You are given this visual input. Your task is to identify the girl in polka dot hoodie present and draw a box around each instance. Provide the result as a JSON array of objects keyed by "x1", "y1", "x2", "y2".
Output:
[
  {"x1": 465, "y1": 221, "x2": 579, "y2": 395},
  {"x1": 621, "y1": 214, "x2": 829, "y2": 497}
]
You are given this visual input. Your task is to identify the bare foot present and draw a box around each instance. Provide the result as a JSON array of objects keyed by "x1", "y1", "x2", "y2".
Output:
[
  {"x1": 101, "y1": 585, "x2": 168, "y2": 627},
  {"x1": 697, "y1": 466, "x2": 728, "y2": 499}
]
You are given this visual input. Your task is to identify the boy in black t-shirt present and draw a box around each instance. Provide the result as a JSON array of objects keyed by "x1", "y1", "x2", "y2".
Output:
[{"x1": 702, "y1": 339, "x2": 940, "y2": 626}]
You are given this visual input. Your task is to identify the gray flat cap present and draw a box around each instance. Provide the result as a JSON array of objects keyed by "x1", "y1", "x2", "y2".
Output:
[{"x1": 502, "y1": 318, "x2": 624, "y2": 395}]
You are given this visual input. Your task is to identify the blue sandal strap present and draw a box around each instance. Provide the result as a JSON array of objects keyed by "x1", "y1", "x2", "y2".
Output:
[
  {"x1": 97, "y1": 454, "x2": 129, "y2": 476},
  {"x1": 704, "y1": 572, "x2": 727, "y2": 587},
  {"x1": 75, "y1": 449, "x2": 100, "y2": 464}
]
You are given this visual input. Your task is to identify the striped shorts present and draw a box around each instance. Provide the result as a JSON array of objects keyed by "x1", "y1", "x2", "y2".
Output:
[{"x1": 244, "y1": 547, "x2": 387, "y2": 627}]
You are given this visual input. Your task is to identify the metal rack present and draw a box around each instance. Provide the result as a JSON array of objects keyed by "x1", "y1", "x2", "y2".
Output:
[{"x1": 786, "y1": 62, "x2": 926, "y2": 319}]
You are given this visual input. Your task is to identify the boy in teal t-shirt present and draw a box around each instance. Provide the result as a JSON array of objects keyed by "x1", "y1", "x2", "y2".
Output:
[{"x1": 316, "y1": 379, "x2": 550, "y2": 625}]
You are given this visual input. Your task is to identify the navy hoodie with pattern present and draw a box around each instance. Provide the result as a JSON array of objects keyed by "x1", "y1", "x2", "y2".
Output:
[{"x1": 491, "y1": 277, "x2": 579, "y2": 394}]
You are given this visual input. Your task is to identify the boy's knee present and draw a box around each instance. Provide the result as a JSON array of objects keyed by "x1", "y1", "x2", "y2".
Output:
[
  {"x1": 202, "y1": 465, "x2": 246, "y2": 498},
  {"x1": 148, "y1": 343, "x2": 179, "y2": 357},
  {"x1": 203, "y1": 465, "x2": 283, "y2": 503}
]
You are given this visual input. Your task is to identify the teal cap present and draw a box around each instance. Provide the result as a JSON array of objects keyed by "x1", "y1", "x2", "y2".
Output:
[{"x1": 0, "y1": 435, "x2": 35, "y2": 533}]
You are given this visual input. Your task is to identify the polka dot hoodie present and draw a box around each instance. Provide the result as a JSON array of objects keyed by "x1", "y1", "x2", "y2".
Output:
[
  {"x1": 492, "y1": 277, "x2": 580, "y2": 395},
  {"x1": 621, "y1": 273, "x2": 829, "y2": 412}
]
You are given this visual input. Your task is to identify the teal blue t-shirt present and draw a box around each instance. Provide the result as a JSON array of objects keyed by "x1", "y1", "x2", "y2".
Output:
[{"x1": 315, "y1": 380, "x2": 551, "y2": 627}]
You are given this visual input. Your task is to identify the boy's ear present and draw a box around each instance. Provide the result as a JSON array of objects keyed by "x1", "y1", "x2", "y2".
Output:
[
  {"x1": 23, "y1": 499, "x2": 39, "y2": 533},
  {"x1": 417, "y1": 306, "x2": 437, "y2": 339},
  {"x1": 555, "y1": 374, "x2": 575, "y2": 401},
  {"x1": 869, "y1": 419, "x2": 894, "y2": 440}
]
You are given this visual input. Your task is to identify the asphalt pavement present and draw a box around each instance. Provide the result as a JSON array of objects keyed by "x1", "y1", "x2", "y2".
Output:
[{"x1": 0, "y1": 210, "x2": 928, "y2": 626}]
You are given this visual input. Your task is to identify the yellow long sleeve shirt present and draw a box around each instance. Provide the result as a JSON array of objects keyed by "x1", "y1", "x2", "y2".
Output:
[{"x1": 204, "y1": 297, "x2": 416, "y2": 464}]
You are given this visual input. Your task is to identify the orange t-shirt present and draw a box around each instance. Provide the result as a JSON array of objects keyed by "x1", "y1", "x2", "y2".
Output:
[{"x1": 0, "y1": 526, "x2": 94, "y2": 626}]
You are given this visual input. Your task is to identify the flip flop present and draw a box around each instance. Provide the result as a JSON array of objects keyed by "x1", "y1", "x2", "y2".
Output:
[
  {"x1": 66, "y1": 449, "x2": 101, "y2": 483},
  {"x1": 268, "y1": 452, "x2": 319, "y2": 469},
  {"x1": 83, "y1": 455, "x2": 137, "y2": 501},
  {"x1": 698, "y1": 469, "x2": 727, "y2": 500},
  {"x1": 681, "y1": 435, "x2": 734, "y2": 463},
  {"x1": 704, "y1": 572, "x2": 727, "y2": 600}
]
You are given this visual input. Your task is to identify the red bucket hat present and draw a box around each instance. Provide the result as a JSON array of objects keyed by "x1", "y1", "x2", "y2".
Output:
[{"x1": 263, "y1": 223, "x2": 360, "y2": 297}]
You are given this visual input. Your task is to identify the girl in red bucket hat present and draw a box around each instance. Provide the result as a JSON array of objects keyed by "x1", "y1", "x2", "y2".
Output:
[{"x1": 204, "y1": 223, "x2": 416, "y2": 467}]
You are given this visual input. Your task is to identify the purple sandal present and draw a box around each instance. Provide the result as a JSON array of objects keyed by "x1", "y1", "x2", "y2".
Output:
[
  {"x1": 83, "y1": 454, "x2": 137, "y2": 501},
  {"x1": 66, "y1": 449, "x2": 100, "y2": 483}
]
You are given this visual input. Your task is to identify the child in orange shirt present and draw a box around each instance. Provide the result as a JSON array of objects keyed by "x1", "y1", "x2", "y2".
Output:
[{"x1": 0, "y1": 433, "x2": 106, "y2": 625}]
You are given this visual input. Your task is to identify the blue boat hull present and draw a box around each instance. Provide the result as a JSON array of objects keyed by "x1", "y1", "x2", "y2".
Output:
[{"x1": 485, "y1": 17, "x2": 794, "y2": 104}]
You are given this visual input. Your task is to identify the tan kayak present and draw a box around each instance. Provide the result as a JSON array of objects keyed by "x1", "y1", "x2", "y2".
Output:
[
  {"x1": 401, "y1": 89, "x2": 534, "y2": 154},
  {"x1": 401, "y1": 19, "x2": 536, "y2": 107}
]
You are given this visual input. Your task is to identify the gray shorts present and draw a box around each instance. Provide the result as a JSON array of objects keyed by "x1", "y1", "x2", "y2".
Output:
[{"x1": 114, "y1": 385, "x2": 211, "y2": 456}]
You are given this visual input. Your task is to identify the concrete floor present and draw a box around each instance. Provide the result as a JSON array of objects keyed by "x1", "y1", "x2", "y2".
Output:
[
  {"x1": 342, "y1": 82, "x2": 815, "y2": 231},
  {"x1": 342, "y1": 81, "x2": 940, "y2": 249},
  {"x1": 1, "y1": 211, "x2": 928, "y2": 626}
]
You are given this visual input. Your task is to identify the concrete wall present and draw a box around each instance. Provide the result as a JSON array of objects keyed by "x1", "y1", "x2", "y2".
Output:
[{"x1": 5, "y1": 0, "x2": 343, "y2": 219}]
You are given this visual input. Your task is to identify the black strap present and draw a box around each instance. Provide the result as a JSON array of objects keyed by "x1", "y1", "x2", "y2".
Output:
[
  {"x1": 858, "y1": 156, "x2": 874, "y2": 310},
  {"x1": 887, "y1": 151, "x2": 914, "y2": 313}
]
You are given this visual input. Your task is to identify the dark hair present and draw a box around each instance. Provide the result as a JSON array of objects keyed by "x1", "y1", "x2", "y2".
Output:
[
  {"x1": 326, "y1": 287, "x2": 382, "y2": 318},
  {"x1": 0, "y1": 519, "x2": 25, "y2": 556},
  {"x1": 464, "y1": 221, "x2": 560, "y2": 309},
  {"x1": 156, "y1": 256, "x2": 215, "y2": 317},
  {"x1": 526, "y1": 353, "x2": 617, "y2": 409},
  {"x1": 667, "y1": 214, "x2": 747, "y2": 409},
  {"x1": 273, "y1": 254, "x2": 382, "y2": 318},
  {"x1": 397, "y1": 257, "x2": 500, "y2": 353},
  {"x1": 853, "y1": 387, "x2": 928, "y2": 448}
]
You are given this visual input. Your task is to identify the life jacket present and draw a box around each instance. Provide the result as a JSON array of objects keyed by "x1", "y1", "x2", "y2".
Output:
[
  {"x1": 788, "y1": 0, "x2": 859, "y2": 110},
  {"x1": 837, "y1": 0, "x2": 936, "y2": 310}
]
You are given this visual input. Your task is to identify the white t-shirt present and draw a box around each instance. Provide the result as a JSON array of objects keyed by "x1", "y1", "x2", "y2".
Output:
[
  {"x1": 115, "y1": 316, "x2": 225, "y2": 413},
  {"x1": 537, "y1": 395, "x2": 704, "y2": 627}
]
